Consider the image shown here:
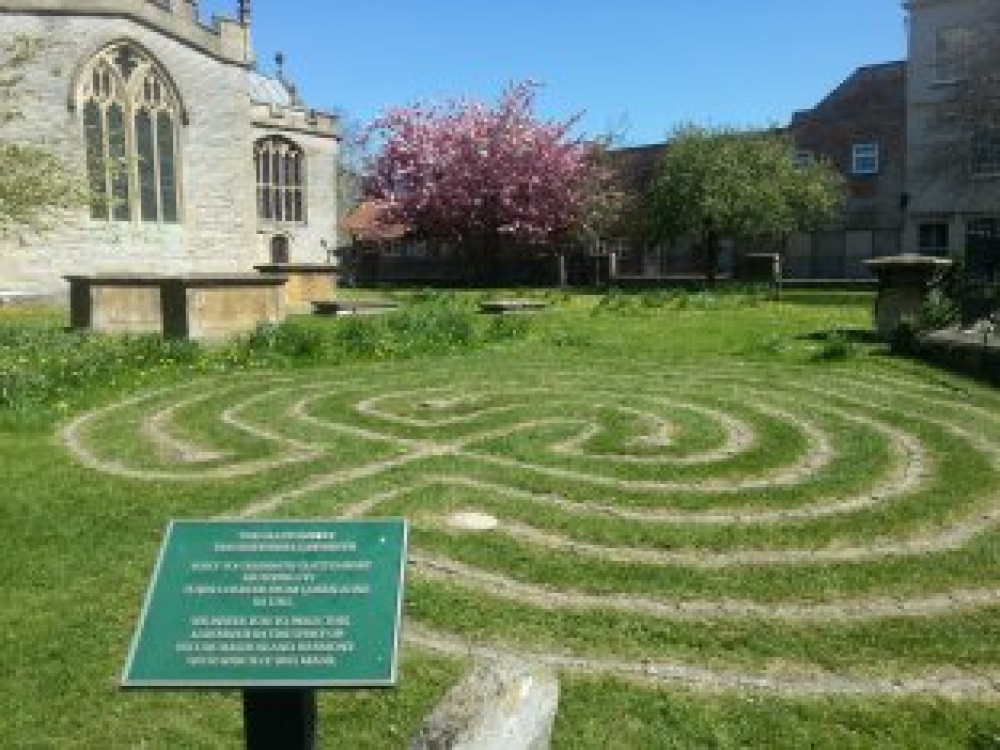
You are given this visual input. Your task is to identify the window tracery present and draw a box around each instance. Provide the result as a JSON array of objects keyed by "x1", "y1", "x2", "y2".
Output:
[
  {"x1": 78, "y1": 43, "x2": 181, "y2": 223},
  {"x1": 255, "y1": 137, "x2": 305, "y2": 224}
]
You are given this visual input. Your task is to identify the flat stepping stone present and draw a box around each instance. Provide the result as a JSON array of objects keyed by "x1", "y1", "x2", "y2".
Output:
[
  {"x1": 0, "y1": 291, "x2": 46, "y2": 306},
  {"x1": 446, "y1": 511, "x2": 499, "y2": 532},
  {"x1": 312, "y1": 299, "x2": 399, "y2": 316},
  {"x1": 478, "y1": 299, "x2": 548, "y2": 314}
]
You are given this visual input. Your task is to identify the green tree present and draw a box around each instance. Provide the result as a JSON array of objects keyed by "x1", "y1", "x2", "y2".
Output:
[
  {"x1": 645, "y1": 124, "x2": 845, "y2": 281},
  {"x1": 0, "y1": 36, "x2": 85, "y2": 233}
]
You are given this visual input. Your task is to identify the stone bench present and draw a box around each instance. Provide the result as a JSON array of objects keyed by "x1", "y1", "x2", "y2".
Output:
[
  {"x1": 410, "y1": 658, "x2": 559, "y2": 750},
  {"x1": 478, "y1": 300, "x2": 548, "y2": 314},
  {"x1": 311, "y1": 299, "x2": 400, "y2": 316},
  {"x1": 66, "y1": 274, "x2": 287, "y2": 342}
]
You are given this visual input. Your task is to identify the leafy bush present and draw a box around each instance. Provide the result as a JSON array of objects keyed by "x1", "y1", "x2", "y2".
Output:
[
  {"x1": 0, "y1": 326, "x2": 202, "y2": 412},
  {"x1": 385, "y1": 300, "x2": 476, "y2": 354},
  {"x1": 920, "y1": 287, "x2": 960, "y2": 331},
  {"x1": 237, "y1": 321, "x2": 325, "y2": 360},
  {"x1": 334, "y1": 315, "x2": 391, "y2": 358},
  {"x1": 592, "y1": 286, "x2": 765, "y2": 315}
]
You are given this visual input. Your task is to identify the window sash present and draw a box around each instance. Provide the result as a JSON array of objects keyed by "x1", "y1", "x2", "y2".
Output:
[
  {"x1": 918, "y1": 222, "x2": 950, "y2": 256},
  {"x1": 851, "y1": 143, "x2": 879, "y2": 175}
]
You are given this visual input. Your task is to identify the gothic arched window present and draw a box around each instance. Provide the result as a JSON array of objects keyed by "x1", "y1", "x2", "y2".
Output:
[
  {"x1": 78, "y1": 43, "x2": 182, "y2": 223},
  {"x1": 255, "y1": 137, "x2": 305, "y2": 224}
]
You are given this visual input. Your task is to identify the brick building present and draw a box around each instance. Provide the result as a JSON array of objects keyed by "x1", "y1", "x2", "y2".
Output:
[
  {"x1": 0, "y1": 0, "x2": 340, "y2": 296},
  {"x1": 604, "y1": 63, "x2": 908, "y2": 282},
  {"x1": 786, "y1": 61, "x2": 907, "y2": 279}
]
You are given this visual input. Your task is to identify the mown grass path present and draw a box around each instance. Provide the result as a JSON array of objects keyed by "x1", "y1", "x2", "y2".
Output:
[
  {"x1": 6, "y1": 294, "x2": 1000, "y2": 747},
  {"x1": 59, "y1": 352, "x2": 1000, "y2": 700}
]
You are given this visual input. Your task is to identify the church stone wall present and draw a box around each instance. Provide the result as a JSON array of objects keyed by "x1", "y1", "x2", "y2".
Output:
[
  {"x1": 0, "y1": 11, "x2": 259, "y2": 295},
  {"x1": 253, "y1": 123, "x2": 339, "y2": 265}
]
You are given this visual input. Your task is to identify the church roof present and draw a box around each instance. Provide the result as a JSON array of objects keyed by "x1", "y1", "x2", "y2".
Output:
[{"x1": 246, "y1": 70, "x2": 294, "y2": 107}]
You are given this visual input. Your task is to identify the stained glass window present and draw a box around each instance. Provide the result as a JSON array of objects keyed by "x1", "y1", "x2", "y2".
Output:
[
  {"x1": 83, "y1": 100, "x2": 105, "y2": 219},
  {"x1": 136, "y1": 109, "x2": 157, "y2": 221},
  {"x1": 107, "y1": 103, "x2": 130, "y2": 221},
  {"x1": 158, "y1": 112, "x2": 178, "y2": 223},
  {"x1": 77, "y1": 43, "x2": 183, "y2": 223}
]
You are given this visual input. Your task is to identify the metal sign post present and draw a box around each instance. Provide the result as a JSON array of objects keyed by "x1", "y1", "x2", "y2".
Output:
[
  {"x1": 243, "y1": 689, "x2": 317, "y2": 750},
  {"x1": 122, "y1": 519, "x2": 408, "y2": 748}
]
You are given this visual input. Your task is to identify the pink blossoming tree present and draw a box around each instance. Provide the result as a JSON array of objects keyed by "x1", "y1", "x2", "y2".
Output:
[{"x1": 362, "y1": 82, "x2": 619, "y2": 280}]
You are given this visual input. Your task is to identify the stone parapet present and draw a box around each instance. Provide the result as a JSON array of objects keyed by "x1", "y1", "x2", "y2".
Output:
[
  {"x1": 0, "y1": 0, "x2": 253, "y2": 64},
  {"x1": 251, "y1": 101, "x2": 339, "y2": 139}
]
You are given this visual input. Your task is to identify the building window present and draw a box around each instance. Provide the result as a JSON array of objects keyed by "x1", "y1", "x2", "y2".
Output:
[
  {"x1": 255, "y1": 137, "x2": 305, "y2": 224},
  {"x1": 918, "y1": 222, "x2": 950, "y2": 257},
  {"x1": 79, "y1": 43, "x2": 182, "y2": 223},
  {"x1": 966, "y1": 218, "x2": 1000, "y2": 281},
  {"x1": 972, "y1": 131, "x2": 1000, "y2": 176},
  {"x1": 851, "y1": 142, "x2": 879, "y2": 175},
  {"x1": 270, "y1": 235, "x2": 290, "y2": 264},
  {"x1": 935, "y1": 26, "x2": 973, "y2": 84}
]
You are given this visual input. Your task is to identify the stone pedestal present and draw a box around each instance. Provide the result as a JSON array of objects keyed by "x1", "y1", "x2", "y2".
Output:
[
  {"x1": 66, "y1": 274, "x2": 288, "y2": 342},
  {"x1": 864, "y1": 255, "x2": 953, "y2": 339},
  {"x1": 255, "y1": 263, "x2": 337, "y2": 314}
]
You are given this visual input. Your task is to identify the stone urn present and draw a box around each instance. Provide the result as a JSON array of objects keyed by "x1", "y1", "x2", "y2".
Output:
[{"x1": 864, "y1": 254, "x2": 953, "y2": 339}]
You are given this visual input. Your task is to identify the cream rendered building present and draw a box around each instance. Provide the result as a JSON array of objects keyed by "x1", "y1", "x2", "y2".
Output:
[
  {"x1": 904, "y1": 0, "x2": 1000, "y2": 275},
  {"x1": 0, "y1": 0, "x2": 339, "y2": 295}
]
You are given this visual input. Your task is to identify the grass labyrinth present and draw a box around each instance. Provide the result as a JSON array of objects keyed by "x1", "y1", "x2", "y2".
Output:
[
  {"x1": 6, "y1": 294, "x2": 1000, "y2": 747},
  {"x1": 61, "y1": 351, "x2": 1000, "y2": 699}
]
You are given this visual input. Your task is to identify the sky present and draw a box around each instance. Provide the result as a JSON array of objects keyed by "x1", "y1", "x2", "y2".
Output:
[{"x1": 198, "y1": 0, "x2": 907, "y2": 147}]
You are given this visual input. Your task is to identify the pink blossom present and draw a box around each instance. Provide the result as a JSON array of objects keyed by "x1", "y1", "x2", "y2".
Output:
[{"x1": 361, "y1": 81, "x2": 608, "y2": 246}]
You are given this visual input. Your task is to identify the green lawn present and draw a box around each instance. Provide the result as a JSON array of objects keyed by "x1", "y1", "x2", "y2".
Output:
[{"x1": 2, "y1": 288, "x2": 999, "y2": 748}]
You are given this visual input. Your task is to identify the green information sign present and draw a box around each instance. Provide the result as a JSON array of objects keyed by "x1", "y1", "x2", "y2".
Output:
[{"x1": 122, "y1": 519, "x2": 408, "y2": 688}]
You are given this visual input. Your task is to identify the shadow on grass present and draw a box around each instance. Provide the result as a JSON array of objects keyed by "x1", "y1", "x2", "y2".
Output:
[{"x1": 798, "y1": 328, "x2": 881, "y2": 345}]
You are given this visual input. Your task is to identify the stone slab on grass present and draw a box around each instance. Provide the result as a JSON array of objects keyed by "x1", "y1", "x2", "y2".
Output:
[
  {"x1": 410, "y1": 657, "x2": 559, "y2": 750},
  {"x1": 311, "y1": 299, "x2": 400, "y2": 316},
  {"x1": 478, "y1": 300, "x2": 548, "y2": 315}
]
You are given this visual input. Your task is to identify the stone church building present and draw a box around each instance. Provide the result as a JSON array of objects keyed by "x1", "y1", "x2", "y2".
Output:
[{"x1": 0, "y1": 0, "x2": 339, "y2": 295}]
